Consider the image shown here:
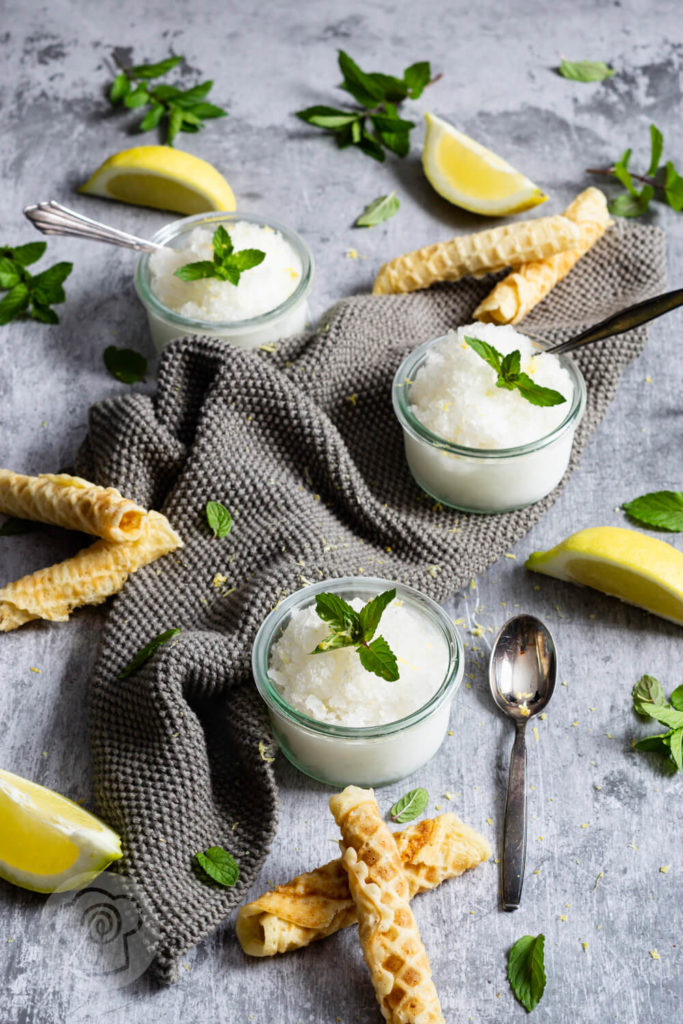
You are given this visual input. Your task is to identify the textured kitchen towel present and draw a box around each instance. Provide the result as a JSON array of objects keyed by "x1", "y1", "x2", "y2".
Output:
[{"x1": 75, "y1": 220, "x2": 665, "y2": 983}]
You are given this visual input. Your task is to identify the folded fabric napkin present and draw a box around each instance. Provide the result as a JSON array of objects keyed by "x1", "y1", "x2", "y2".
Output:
[{"x1": 75, "y1": 220, "x2": 665, "y2": 982}]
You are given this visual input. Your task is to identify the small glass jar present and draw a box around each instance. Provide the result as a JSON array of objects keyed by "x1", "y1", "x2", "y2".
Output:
[
  {"x1": 392, "y1": 335, "x2": 586, "y2": 514},
  {"x1": 251, "y1": 577, "x2": 464, "y2": 788},
  {"x1": 135, "y1": 211, "x2": 314, "y2": 352}
]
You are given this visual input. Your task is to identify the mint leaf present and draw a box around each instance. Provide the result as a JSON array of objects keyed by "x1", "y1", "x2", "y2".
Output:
[
  {"x1": 367, "y1": 72, "x2": 408, "y2": 103},
  {"x1": 124, "y1": 85, "x2": 150, "y2": 108},
  {"x1": 608, "y1": 185, "x2": 654, "y2": 218},
  {"x1": 0, "y1": 257, "x2": 21, "y2": 289},
  {"x1": 30, "y1": 261, "x2": 72, "y2": 306},
  {"x1": 30, "y1": 304, "x2": 59, "y2": 325},
  {"x1": 359, "y1": 588, "x2": 396, "y2": 640},
  {"x1": 118, "y1": 628, "x2": 181, "y2": 680},
  {"x1": 623, "y1": 491, "x2": 683, "y2": 532},
  {"x1": 508, "y1": 933, "x2": 546, "y2": 1012},
  {"x1": 355, "y1": 192, "x2": 400, "y2": 228},
  {"x1": 131, "y1": 55, "x2": 183, "y2": 78},
  {"x1": 311, "y1": 632, "x2": 357, "y2": 654},
  {"x1": 357, "y1": 635, "x2": 399, "y2": 681},
  {"x1": 195, "y1": 846, "x2": 239, "y2": 887},
  {"x1": 228, "y1": 249, "x2": 266, "y2": 272},
  {"x1": 314, "y1": 592, "x2": 360, "y2": 635},
  {"x1": 103, "y1": 345, "x2": 147, "y2": 384},
  {"x1": 664, "y1": 161, "x2": 683, "y2": 211},
  {"x1": 633, "y1": 675, "x2": 668, "y2": 716},
  {"x1": 173, "y1": 80, "x2": 213, "y2": 106},
  {"x1": 403, "y1": 61, "x2": 431, "y2": 98},
  {"x1": 464, "y1": 336, "x2": 503, "y2": 373},
  {"x1": 390, "y1": 787, "x2": 429, "y2": 823},
  {"x1": 670, "y1": 685, "x2": 683, "y2": 711},
  {"x1": 0, "y1": 283, "x2": 30, "y2": 325},
  {"x1": 206, "y1": 500, "x2": 232, "y2": 539},
  {"x1": 500, "y1": 349, "x2": 521, "y2": 381},
  {"x1": 173, "y1": 260, "x2": 218, "y2": 282},
  {"x1": 109, "y1": 72, "x2": 130, "y2": 102},
  {"x1": 10, "y1": 242, "x2": 47, "y2": 267},
  {"x1": 669, "y1": 728, "x2": 683, "y2": 770},
  {"x1": 296, "y1": 105, "x2": 360, "y2": 129},
  {"x1": 558, "y1": 59, "x2": 614, "y2": 82},
  {"x1": 640, "y1": 703, "x2": 683, "y2": 731},
  {"x1": 633, "y1": 731, "x2": 674, "y2": 754},
  {"x1": 212, "y1": 226, "x2": 233, "y2": 259},
  {"x1": 338, "y1": 50, "x2": 385, "y2": 108},
  {"x1": 648, "y1": 124, "x2": 664, "y2": 177},
  {"x1": 466, "y1": 338, "x2": 566, "y2": 407},
  {"x1": 613, "y1": 148, "x2": 635, "y2": 194},
  {"x1": 514, "y1": 372, "x2": 567, "y2": 407},
  {"x1": 174, "y1": 226, "x2": 264, "y2": 286},
  {"x1": 139, "y1": 103, "x2": 165, "y2": 132}
]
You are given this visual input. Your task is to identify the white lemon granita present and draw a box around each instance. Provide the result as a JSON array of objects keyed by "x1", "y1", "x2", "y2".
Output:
[
  {"x1": 409, "y1": 323, "x2": 573, "y2": 449},
  {"x1": 269, "y1": 598, "x2": 448, "y2": 727},
  {"x1": 149, "y1": 221, "x2": 302, "y2": 322}
]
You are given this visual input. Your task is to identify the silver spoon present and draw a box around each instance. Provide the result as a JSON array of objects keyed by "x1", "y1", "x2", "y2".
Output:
[
  {"x1": 542, "y1": 287, "x2": 683, "y2": 356},
  {"x1": 23, "y1": 200, "x2": 164, "y2": 253},
  {"x1": 489, "y1": 614, "x2": 557, "y2": 911}
]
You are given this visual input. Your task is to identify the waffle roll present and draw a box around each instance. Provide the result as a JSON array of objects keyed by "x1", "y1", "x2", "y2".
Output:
[
  {"x1": 372, "y1": 215, "x2": 579, "y2": 295},
  {"x1": 0, "y1": 511, "x2": 182, "y2": 631},
  {"x1": 329, "y1": 786, "x2": 445, "y2": 1024},
  {"x1": 236, "y1": 813, "x2": 490, "y2": 957},
  {"x1": 0, "y1": 469, "x2": 148, "y2": 543},
  {"x1": 474, "y1": 187, "x2": 611, "y2": 324}
]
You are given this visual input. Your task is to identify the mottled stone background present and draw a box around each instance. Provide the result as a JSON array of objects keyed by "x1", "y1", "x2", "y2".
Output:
[{"x1": 0, "y1": 1, "x2": 681, "y2": 1021}]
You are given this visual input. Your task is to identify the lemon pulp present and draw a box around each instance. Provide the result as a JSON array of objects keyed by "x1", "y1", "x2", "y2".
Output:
[{"x1": 433, "y1": 132, "x2": 528, "y2": 201}]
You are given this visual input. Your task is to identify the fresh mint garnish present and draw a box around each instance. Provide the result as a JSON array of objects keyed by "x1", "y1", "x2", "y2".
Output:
[
  {"x1": 118, "y1": 628, "x2": 181, "y2": 680},
  {"x1": 296, "y1": 51, "x2": 435, "y2": 162},
  {"x1": 103, "y1": 345, "x2": 148, "y2": 384},
  {"x1": 464, "y1": 337, "x2": 567, "y2": 408},
  {"x1": 558, "y1": 59, "x2": 614, "y2": 82},
  {"x1": 632, "y1": 675, "x2": 683, "y2": 771},
  {"x1": 355, "y1": 192, "x2": 400, "y2": 227},
  {"x1": 194, "y1": 846, "x2": 239, "y2": 887},
  {"x1": 389, "y1": 787, "x2": 429, "y2": 823},
  {"x1": 587, "y1": 122, "x2": 683, "y2": 217},
  {"x1": 310, "y1": 587, "x2": 399, "y2": 681},
  {"x1": 174, "y1": 225, "x2": 265, "y2": 287},
  {"x1": 206, "y1": 500, "x2": 232, "y2": 539},
  {"x1": 508, "y1": 934, "x2": 546, "y2": 1012},
  {"x1": 108, "y1": 52, "x2": 227, "y2": 146},
  {"x1": 622, "y1": 490, "x2": 683, "y2": 532},
  {"x1": 0, "y1": 243, "x2": 72, "y2": 326}
]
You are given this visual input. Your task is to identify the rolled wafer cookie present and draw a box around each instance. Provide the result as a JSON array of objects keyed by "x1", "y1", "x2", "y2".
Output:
[
  {"x1": 372, "y1": 214, "x2": 580, "y2": 295},
  {"x1": 474, "y1": 187, "x2": 611, "y2": 324},
  {"x1": 330, "y1": 785, "x2": 445, "y2": 1024},
  {"x1": 0, "y1": 469, "x2": 148, "y2": 543},
  {"x1": 236, "y1": 813, "x2": 490, "y2": 957},
  {"x1": 0, "y1": 511, "x2": 182, "y2": 631}
]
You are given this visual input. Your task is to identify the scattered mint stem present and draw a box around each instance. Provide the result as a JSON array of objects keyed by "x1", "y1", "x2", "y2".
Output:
[
  {"x1": 587, "y1": 122, "x2": 683, "y2": 217},
  {"x1": 108, "y1": 52, "x2": 227, "y2": 146},
  {"x1": 0, "y1": 243, "x2": 72, "y2": 326},
  {"x1": 389, "y1": 788, "x2": 429, "y2": 823},
  {"x1": 174, "y1": 226, "x2": 265, "y2": 286},
  {"x1": 464, "y1": 337, "x2": 566, "y2": 407},
  {"x1": 310, "y1": 588, "x2": 399, "y2": 681}
]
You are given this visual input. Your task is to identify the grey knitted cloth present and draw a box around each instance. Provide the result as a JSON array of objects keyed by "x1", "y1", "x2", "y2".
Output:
[{"x1": 76, "y1": 220, "x2": 665, "y2": 983}]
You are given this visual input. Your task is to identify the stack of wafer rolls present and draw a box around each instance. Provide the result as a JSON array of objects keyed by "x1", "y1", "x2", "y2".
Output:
[
  {"x1": 0, "y1": 470, "x2": 182, "y2": 631},
  {"x1": 236, "y1": 813, "x2": 490, "y2": 956}
]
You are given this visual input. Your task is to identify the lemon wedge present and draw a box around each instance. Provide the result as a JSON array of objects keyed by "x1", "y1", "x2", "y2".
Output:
[
  {"x1": 422, "y1": 113, "x2": 548, "y2": 216},
  {"x1": 78, "y1": 146, "x2": 236, "y2": 215},
  {"x1": 0, "y1": 769, "x2": 122, "y2": 893},
  {"x1": 526, "y1": 527, "x2": 683, "y2": 626}
]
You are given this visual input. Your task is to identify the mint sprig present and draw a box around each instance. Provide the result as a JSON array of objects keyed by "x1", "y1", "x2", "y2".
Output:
[
  {"x1": 296, "y1": 51, "x2": 435, "y2": 162},
  {"x1": 508, "y1": 934, "x2": 546, "y2": 1013},
  {"x1": 622, "y1": 490, "x2": 683, "y2": 532},
  {"x1": 310, "y1": 588, "x2": 399, "y2": 681},
  {"x1": 632, "y1": 675, "x2": 683, "y2": 771},
  {"x1": 174, "y1": 226, "x2": 265, "y2": 287},
  {"x1": 464, "y1": 337, "x2": 567, "y2": 408},
  {"x1": 0, "y1": 242, "x2": 72, "y2": 326},
  {"x1": 108, "y1": 52, "x2": 227, "y2": 146},
  {"x1": 587, "y1": 122, "x2": 683, "y2": 217}
]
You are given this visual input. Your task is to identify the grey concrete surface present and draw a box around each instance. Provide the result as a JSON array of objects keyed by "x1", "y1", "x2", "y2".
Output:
[{"x1": 1, "y1": 1, "x2": 681, "y2": 1021}]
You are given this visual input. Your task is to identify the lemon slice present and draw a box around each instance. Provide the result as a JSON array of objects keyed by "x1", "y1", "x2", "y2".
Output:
[
  {"x1": 422, "y1": 113, "x2": 548, "y2": 216},
  {"x1": 0, "y1": 769, "x2": 122, "y2": 893},
  {"x1": 78, "y1": 146, "x2": 236, "y2": 215},
  {"x1": 526, "y1": 527, "x2": 683, "y2": 626}
]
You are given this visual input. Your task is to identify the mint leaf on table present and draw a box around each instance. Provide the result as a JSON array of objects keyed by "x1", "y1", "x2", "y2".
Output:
[
  {"x1": 648, "y1": 124, "x2": 664, "y2": 177},
  {"x1": 632, "y1": 675, "x2": 683, "y2": 772},
  {"x1": 206, "y1": 500, "x2": 232, "y2": 539},
  {"x1": 355, "y1": 192, "x2": 400, "y2": 227},
  {"x1": 107, "y1": 51, "x2": 226, "y2": 146},
  {"x1": 623, "y1": 491, "x2": 683, "y2": 532},
  {"x1": 0, "y1": 244, "x2": 72, "y2": 326},
  {"x1": 558, "y1": 59, "x2": 614, "y2": 82},
  {"x1": 195, "y1": 846, "x2": 239, "y2": 887},
  {"x1": 310, "y1": 587, "x2": 400, "y2": 680},
  {"x1": 295, "y1": 50, "x2": 433, "y2": 163},
  {"x1": 118, "y1": 628, "x2": 181, "y2": 680},
  {"x1": 465, "y1": 337, "x2": 567, "y2": 408},
  {"x1": 508, "y1": 933, "x2": 546, "y2": 1013},
  {"x1": 174, "y1": 226, "x2": 265, "y2": 287},
  {"x1": 390, "y1": 787, "x2": 429, "y2": 823},
  {"x1": 664, "y1": 161, "x2": 683, "y2": 211},
  {"x1": 103, "y1": 345, "x2": 148, "y2": 384},
  {"x1": 588, "y1": 122, "x2": 683, "y2": 217},
  {"x1": 632, "y1": 675, "x2": 668, "y2": 716}
]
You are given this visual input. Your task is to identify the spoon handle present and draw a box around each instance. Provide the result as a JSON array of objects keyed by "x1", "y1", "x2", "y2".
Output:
[
  {"x1": 544, "y1": 287, "x2": 683, "y2": 356},
  {"x1": 23, "y1": 200, "x2": 163, "y2": 253},
  {"x1": 503, "y1": 722, "x2": 528, "y2": 910}
]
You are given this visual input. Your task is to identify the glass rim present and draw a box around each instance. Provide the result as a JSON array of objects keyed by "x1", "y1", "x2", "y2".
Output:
[
  {"x1": 134, "y1": 210, "x2": 314, "y2": 332},
  {"x1": 251, "y1": 576, "x2": 464, "y2": 738},
  {"x1": 392, "y1": 333, "x2": 587, "y2": 460}
]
